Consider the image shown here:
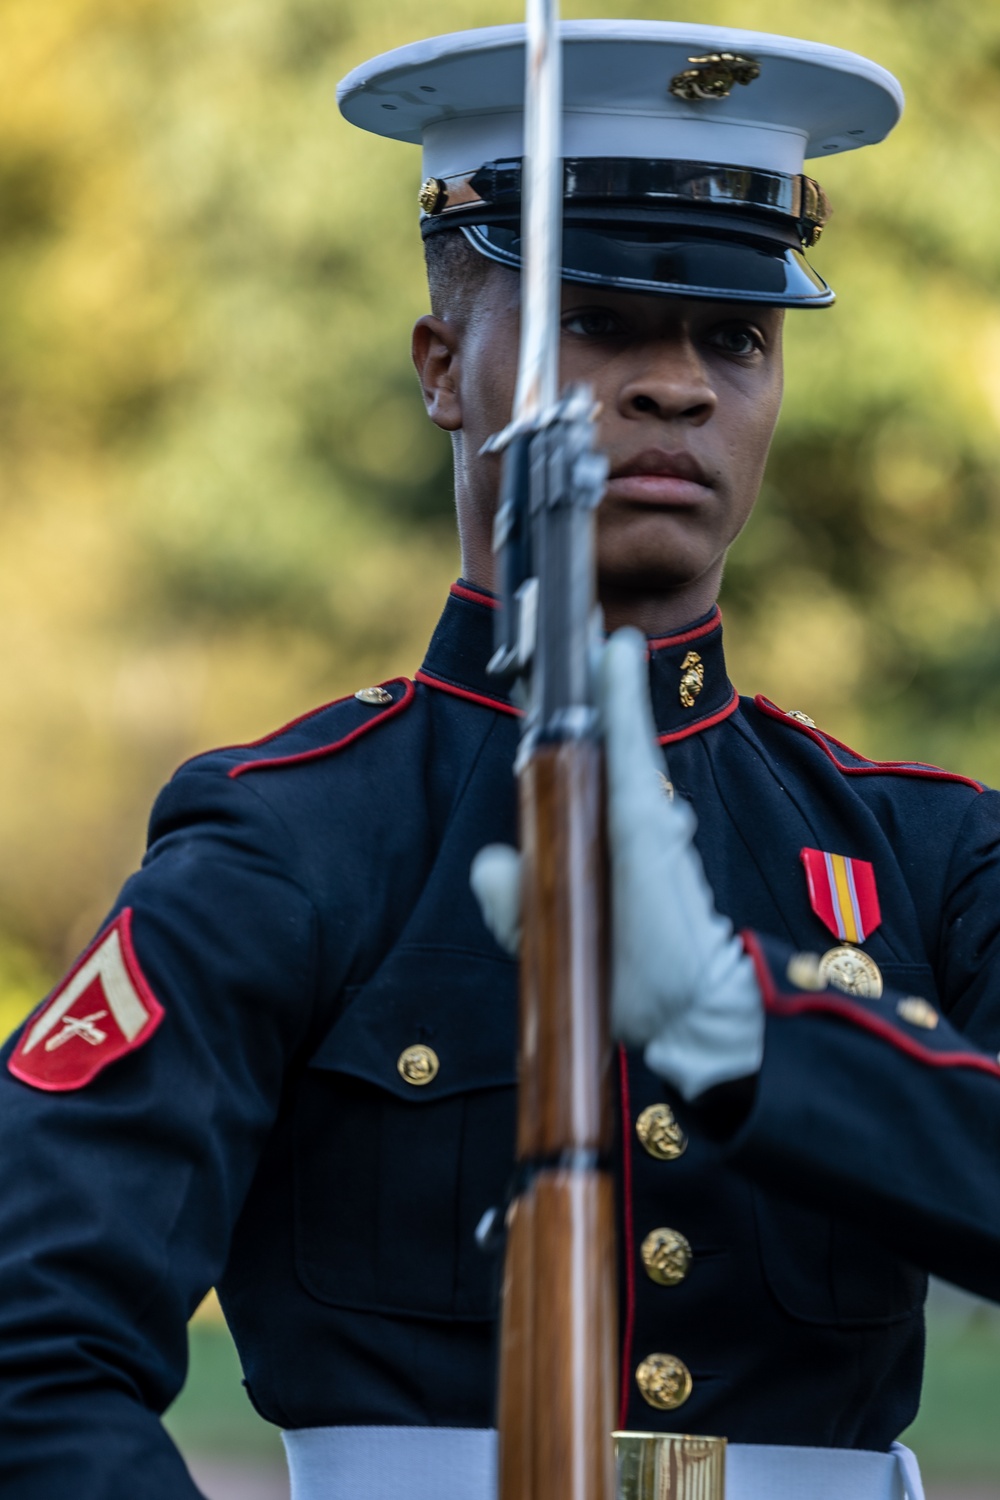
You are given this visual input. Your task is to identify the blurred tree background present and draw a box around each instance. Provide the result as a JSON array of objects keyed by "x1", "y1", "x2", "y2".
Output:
[{"x1": 2, "y1": 0, "x2": 1000, "y2": 1028}]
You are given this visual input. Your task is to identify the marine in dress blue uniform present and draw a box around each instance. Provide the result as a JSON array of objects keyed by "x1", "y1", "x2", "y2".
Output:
[{"x1": 0, "y1": 21, "x2": 997, "y2": 1500}]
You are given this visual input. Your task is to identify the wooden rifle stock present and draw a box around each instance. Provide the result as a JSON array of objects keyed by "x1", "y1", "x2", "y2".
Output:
[
  {"x1": 487, "y1": 2, "x2": 616, "y2": 1488},
  {"x1": 498, "y1": 737, "x2": 617, "y2": 1500}
]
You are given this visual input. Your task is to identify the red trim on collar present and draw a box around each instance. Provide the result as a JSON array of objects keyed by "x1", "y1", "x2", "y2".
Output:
[
  {"x1": 754, "y1": 698, "x2": 984, "y2": 792},
  {"x1": 229, "y1": 679, "x2": 415, "y2": 778},
  {"x1": 743, "y1": 930, "x2": 1000, "y2": 1080},
  {"x1": 617, "y1": 1045, "x2": 636, "y2": 1431},
  {"x1": 414, "y1": 668, "x2": 521, "y2": 717},
  {"x1": 417, "y1": 670, "x2": 736, "y2": 737},
  {"x1": 658, "y1": 687, "x2": 739, "y2": 745},
  {"x1": 646, "y1": 606, "x2": 722, "y2": 652},
  {"x1": 450, "y1": 581, "x2": 498, "y2": 609}
]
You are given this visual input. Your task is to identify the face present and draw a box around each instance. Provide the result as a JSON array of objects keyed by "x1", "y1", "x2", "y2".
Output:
[{"x1": 413, "y1": 265, "x2": 784, "y2": 633}]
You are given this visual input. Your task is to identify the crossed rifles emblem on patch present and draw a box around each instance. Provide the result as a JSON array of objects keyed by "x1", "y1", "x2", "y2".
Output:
[{"x1": 43, "y1": 1010, "x2": 109, "y2": 1052}]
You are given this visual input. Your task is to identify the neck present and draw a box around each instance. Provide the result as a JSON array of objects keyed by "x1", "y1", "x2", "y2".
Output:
[
  {"x1": 598, "y1": 572, "x2": 722, "y2": 636},
  {"x1": 460, "y1": 551, "x2": 723, "y2": 639}
]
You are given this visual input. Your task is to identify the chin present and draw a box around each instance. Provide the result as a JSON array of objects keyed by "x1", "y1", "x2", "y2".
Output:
[
  {"x1": 596, "y1": 544, "x2": 715, "y2": 595},
  {"x1": 596, "y1": 509, "x2": 728, "y2": 602}
]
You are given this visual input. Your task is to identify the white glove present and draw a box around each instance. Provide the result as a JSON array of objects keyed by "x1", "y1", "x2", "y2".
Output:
[{"x1": 471, "y1": 627, "x2": 764, "y2": 1101}]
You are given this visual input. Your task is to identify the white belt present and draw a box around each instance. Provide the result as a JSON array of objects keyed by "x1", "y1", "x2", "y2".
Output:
[{"x1": 282, "y1": 1426, "x2": 925, "y2": 1500}]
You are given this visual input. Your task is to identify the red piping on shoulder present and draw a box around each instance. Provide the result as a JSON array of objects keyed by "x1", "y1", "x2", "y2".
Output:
[
  {"x1": 414, "y1": 668, "x2": 521, "y2": 718},
  {"x1": 450, "y1": 581, "x2": 498, "y2": 609},
  {"x1": 617, "y1": 1044, "x2": 636, "y2": 1430},
  {"x1": 229, "y1": 678, "x2": 415, "y2": 779},
  {"x1": 647, "y1": 605, "x2": 722, "y2": 652},
  {"x1": 754, "y1": 697, "x2": 984, "y2": 792},
  {"x1": 743, "y1": 930, "x2": 1000, "y2": 1080},
  {"x1": 658, "y1": 687, "x2": 739, "y2": 745}
]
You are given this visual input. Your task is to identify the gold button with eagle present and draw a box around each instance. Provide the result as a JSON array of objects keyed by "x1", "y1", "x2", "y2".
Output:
[
  {"x1": 397, "y1": 1044, "x2": 440, "y2": 1086},
  {"x1": 635, "y1": 1353, "x2": 693, "y2": 1410},
  {"x1": 640, "y1": 1228, "x2": 692, "y2": 1287},
  {"x1": 896, "y1": 996, "x2": 939, "y2": 1029},
  {"x1": 635, "y1": 1103, "x2": 687, "y2": 1161}
]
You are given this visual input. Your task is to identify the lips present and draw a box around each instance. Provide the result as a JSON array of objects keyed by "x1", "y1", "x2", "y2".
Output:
[{"x1": 605, "y1": 448, "x2": 714, "y2": 506}]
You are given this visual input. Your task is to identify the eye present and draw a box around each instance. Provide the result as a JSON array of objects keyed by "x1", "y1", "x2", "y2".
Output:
[
  {"x1": 708, "y1": 323, "x2": 765, "y2": 358},
  {"x1": 561, "y1": 307, "x2": 627, "y2": 338}
]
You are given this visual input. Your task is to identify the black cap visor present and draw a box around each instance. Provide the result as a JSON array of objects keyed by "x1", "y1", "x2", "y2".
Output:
[{"x1": 460, "y1": 220, "x2": 832, "y2": 307}]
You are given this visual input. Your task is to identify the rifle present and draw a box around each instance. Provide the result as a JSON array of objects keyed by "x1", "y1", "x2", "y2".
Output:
[{"x1": 484, "y1": 2, "x2": 617, "y2": 1497}]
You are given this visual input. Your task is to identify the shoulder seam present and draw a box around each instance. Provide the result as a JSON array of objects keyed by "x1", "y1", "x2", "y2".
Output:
[
  {"x1": 227, "y1": 678, "x2": 415, "y2": 779},
  {"x1": 414, "y1": 667, "x2": 520, "y2": 717},
  {"x1": 753, "y1": 696, "x2": 984, "y2": 792}
]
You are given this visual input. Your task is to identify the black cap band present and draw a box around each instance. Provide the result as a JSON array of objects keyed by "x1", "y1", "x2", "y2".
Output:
[{"x1": 419, "y1": 157, "x2": 831, "y2": 249}]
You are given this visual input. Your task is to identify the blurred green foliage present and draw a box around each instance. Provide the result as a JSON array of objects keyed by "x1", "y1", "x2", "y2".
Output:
[{"x1": 3, "y1": 0, "x2": 1000, "y2": 1026}]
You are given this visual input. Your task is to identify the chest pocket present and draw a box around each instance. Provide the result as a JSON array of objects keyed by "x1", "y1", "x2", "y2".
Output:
[
  {"x1": 753, "y1": 960, "x2": 934, "y2": 1328},
  {"x1": 293, "y1": 945, "x2": 517, "y2": 1322}
]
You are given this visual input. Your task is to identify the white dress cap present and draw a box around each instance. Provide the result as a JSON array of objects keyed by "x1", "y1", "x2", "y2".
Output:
[
  {"x1": 337, "y1": 23, "x2": 903, "y2": 307},
  {"x1": 337, "y1": 22, "x2": 903, "y2": 179}
]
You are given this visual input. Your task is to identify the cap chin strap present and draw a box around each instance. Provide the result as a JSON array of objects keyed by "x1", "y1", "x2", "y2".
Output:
[{"x1": 419, "y1": 157, "x2": 831, "y2": 249}]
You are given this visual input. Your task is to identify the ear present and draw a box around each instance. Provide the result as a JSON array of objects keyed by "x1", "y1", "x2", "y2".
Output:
[{"x1": 412, "y1": 315, "x2": 463, "y2": 432}]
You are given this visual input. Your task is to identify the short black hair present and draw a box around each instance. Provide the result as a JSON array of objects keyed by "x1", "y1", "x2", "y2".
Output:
[{"x1": 423, "y1": 229, "x2": 499, "y2": 323}]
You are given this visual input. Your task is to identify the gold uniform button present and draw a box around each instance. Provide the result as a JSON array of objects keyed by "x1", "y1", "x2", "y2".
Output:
[
  {"x1": 397, "y1": 1044, "x2": 439, "y2": 1086},
  {"x1": 640, "y1": 1227, "x2": 693, "y2": 1287},
  {"x1": 418, "y1": 176, "x2": 447, "y2": 215},
  {"x1": 786, "y1": 709, "x2": 816, "y2": 727},
  {"x1": 786, "y1": 952, "x2": 824, "y2": 991},
  {"x1": 635, "y1": 1353, "x2": 693, "y2": 1411},
  {"x1": 355, "y1": 686, "x2": 393, "y2": 706},
  {"x1": 896, "y1": 996, "x2": 939, "y2": 1030},
  {"x1": 635, "y1": 1103, "x2": 687, "y2": 1162}
]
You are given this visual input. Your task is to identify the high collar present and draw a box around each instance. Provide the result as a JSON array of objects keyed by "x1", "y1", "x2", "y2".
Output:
[{"x1": 417, "y1": 581, "x2": 738, "y2": 744}]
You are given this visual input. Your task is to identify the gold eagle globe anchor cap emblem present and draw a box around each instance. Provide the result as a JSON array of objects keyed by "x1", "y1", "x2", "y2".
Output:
[
  {"x1": 338, "y1": 26, "x2": 903, "y2": 308},
  {"x1": 669, "y1": 52, "x2": 761, "y2": 102}
]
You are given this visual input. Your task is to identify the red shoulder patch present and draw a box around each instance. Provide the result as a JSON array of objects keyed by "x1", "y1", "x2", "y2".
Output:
[{"x1": 9, "y1": 910, "x2": 164, "y2": 1092}]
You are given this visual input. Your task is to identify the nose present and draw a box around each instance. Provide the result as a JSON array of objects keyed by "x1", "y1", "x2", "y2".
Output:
[{"x1": 617, "y1": 338, "x2": 716, "y2": 425}]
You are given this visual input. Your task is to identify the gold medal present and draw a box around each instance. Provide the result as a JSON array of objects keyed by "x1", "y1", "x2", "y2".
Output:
[{"x1": 818, "y1": 944, "x2": 883, "y2": 999}]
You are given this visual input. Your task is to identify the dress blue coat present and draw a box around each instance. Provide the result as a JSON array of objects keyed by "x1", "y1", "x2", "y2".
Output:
[{"x1": 1, "y1": 582, "x2": 999, "y2": 1496}]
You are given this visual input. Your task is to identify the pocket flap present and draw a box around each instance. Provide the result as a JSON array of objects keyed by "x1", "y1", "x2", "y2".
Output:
[{"x1": 309, "y1": 945, "x2": 518, "y2": 1101}]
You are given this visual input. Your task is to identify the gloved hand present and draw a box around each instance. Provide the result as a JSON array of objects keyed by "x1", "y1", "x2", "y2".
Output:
[{"x1": 470, "y1": 627, "x2": 764, "y2": 1101}]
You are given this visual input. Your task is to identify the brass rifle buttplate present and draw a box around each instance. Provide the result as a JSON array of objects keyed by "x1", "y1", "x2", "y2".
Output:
[
  {"x1": 669, "y1": 52, "x2": 761, "y2": 102},
  {"x1": 679, "y1": 651, "x2": 704, "y2": 709},
  {"x1": 614, "y1": 1432, "x2": 727, "y2": 1500},
  {"x1": 818, "y1": 944, "x2": 883, "y2": 999}
]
